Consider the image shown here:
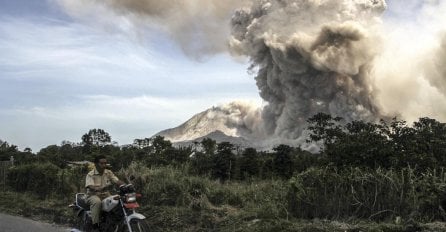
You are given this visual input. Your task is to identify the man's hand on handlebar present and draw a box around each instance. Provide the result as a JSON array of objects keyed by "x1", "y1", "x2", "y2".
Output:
[{"x1": 119, "y1": 184, "x2": 135, "y2": 193}]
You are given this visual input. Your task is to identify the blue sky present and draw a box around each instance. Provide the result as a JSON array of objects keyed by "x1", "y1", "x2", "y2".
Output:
[{"x1": 0, "y1": 0, "x2": 260, "y2": 151}]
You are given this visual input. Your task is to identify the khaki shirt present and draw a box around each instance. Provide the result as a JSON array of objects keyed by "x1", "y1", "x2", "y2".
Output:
[{"x1": 85, "y1": 168, "x2": 119, "y2": 196}]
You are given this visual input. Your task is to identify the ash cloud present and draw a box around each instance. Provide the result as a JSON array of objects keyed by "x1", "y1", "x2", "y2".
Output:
[
  {"x1": 55, "y1": 0, "x2": 250, "y2": 57},
  {"x1": 229, "y1": 0, "x2": 386, "y2": 139},
  {"x1": 426, "y1": 34, "x2": 446, "y2": 95},
  {"x1": 373, "y1": 0, "x2": 446, "y2": 122}
]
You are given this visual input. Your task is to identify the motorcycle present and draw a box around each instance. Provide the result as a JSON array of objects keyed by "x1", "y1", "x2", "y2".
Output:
[{"x1": 69, "y1": 184, "x2": 151, "y2": 232}]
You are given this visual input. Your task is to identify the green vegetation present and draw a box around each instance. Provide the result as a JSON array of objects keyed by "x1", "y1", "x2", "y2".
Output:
[{"x1": 1, "y1": 117, "x2": 446, "y2": 231}]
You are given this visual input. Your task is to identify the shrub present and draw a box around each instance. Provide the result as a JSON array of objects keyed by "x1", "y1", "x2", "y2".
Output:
[{"x1": 7, "y1": 162, "x2": 61, "y2": 199}]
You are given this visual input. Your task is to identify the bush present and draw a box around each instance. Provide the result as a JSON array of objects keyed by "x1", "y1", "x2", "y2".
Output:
[
  {"x1": 124, "y1": 164, "x2": 191, "y2": 207},
  {"x1": 7, "y1": 162, "x2": 61, "y2": 199}
]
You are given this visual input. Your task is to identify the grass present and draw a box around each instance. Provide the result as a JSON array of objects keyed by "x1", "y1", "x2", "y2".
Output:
[
  {"x1": 1, "y1": 163, "x2": 446, "y2": 231},
  {"x1": 0, "y1": 191, "x2": 73, "y2": 225}
]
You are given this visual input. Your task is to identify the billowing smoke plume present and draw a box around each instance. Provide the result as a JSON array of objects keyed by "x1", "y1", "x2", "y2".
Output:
[
  {"x1": 229, "y1": 0, "x2": 386, "y2": 139},
  {"x1": 372, "y1": 0, "x2": 446, "y2": 123},
  {"x1": 55, "y1": 0, "x2": 446, "y2": 147},
  {"x1": 426, "y1": 34, "x2": 446, "y2": 95}
]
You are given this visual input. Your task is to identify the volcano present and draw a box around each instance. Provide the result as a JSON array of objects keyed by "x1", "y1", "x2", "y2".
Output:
[{"x1": 154, "y1": 101, "x2": 261, "y2": 148}]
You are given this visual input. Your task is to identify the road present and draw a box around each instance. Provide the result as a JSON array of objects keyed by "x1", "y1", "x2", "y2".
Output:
[{"x1": 0, "y1": 213, "x2": 74, "y2": 232}]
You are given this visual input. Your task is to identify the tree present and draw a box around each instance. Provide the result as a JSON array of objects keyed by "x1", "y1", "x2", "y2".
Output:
[
  {"x1": 189, "y1": 150, "x2": 213, "y2": 176},
  {"x1": 340, "y1": 120, "x2": 391, "y2": 168},
  {"x1": 239, "y1": 147, "x2": 260, "y2": 180},
  {"x1": 259, "y1": 152, "x2": 274, "y2": 179},
  {"x1": 0, "y1": 140, "x2": 33, "y2": 164},
  {"x1": 273, "y1": 145, "x2": 294, "y2": 179},
  {"x1": 37, "y1": 145, "x2": 66, "y2": 167},
  {"x1": 201, "y1": 138, "x2": 217, "y2": 155},
  {"x1": 306, "y1": 113, "x2": 345, "y2": 152},
  {"x1": 189, "y1": 139, "x2": 217, "y2": 176},
  {"x1": 165, "y1": 146, "x2": 190, "y2": 165},
  {"x1": 384, "y1": 118, "x2": 419, "y2": 167},
  {"x1": 412, "y1": 117, "x2": 446, "y2": 167},
  {"x1": 81, "y1": 129, "x2": 112, "y2": 147},
  {"x1": 133, "y1": 138, "x2": 151, "y2": 149},
  {"x1": 146, "y1": 136, "x2": 173, "y2": 165},
  {"x1": 306, "y1": 113, "x2": 392, "y2": 168},
  {"x1": 306, "y1": 113, "x2": 446, "y2": 169},
  {"x1": 0, "y1": 140, "x2": 18, "y2": 153},
  {"x1": 151, "y1": 136, "x2": 172, "y2": 154},
  {"x1": 212, "y1": 142, "x2": 236, "y2": 183}
]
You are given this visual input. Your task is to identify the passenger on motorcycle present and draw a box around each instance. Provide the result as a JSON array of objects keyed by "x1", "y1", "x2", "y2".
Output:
[{"x1": 85, "y1": 155, "x2": 125, "y2": 231}]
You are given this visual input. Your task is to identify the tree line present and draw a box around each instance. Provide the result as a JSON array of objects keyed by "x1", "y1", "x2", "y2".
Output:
[{"x1": 2, "y1": 113, "x2": 446, "y2": 182}]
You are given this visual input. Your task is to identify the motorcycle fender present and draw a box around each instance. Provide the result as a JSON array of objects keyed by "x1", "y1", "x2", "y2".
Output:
[{"x1": 127, "y1": 212, "x2": 146, "y2": 221}]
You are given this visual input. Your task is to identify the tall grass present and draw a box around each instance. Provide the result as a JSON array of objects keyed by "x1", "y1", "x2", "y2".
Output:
[
  {"x1": 115, "y1": 162, "x2": 292, "y2": 230},
  {"x1": 4, "y1": 162, "x2": 446, "y2": 230},
  {"x1": 288, "y1": 167, "x2": 446, "y2": 222}
]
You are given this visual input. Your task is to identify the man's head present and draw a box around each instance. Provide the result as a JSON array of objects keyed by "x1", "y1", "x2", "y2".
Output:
[{"x1": 94, "y1": 155, "x2": 107, "y2": 174}]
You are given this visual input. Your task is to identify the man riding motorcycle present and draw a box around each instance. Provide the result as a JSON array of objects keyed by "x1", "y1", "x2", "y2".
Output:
[{"x1": 85, "y1": 155, "x2": 125, "y2": 231}]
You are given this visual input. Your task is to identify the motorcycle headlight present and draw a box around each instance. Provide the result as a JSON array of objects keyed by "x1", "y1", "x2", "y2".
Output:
[{"x1": 125, "y1": 193, "x2": 137, "y2": 203}]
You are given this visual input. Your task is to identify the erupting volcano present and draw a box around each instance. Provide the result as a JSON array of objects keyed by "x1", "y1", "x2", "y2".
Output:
[{"x1": 57, "y1": 0, "x2": 446, "y2": 149}]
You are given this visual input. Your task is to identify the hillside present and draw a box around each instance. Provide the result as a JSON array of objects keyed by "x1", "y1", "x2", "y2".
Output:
[{"x1": 154, "y1": 101, "x2": 261, "y2": 148}]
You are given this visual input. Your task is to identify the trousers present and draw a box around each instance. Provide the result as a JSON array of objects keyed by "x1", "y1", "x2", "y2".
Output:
[{"x1": 86, "y1": 195, "x2": 102, "y2": 225}]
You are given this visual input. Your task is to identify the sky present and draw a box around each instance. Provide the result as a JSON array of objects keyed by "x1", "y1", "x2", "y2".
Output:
[
  {"x1": 0, "y1": 0, "x2": 261, "y2": 151},
  {"x1": 1, "y1": 0, "x2": 445, "y2": 152}
]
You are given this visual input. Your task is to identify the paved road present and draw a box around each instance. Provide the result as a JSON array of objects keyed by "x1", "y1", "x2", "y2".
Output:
[{"x1": 0, "y1": 213, "x2": 74, "y2": 232}]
